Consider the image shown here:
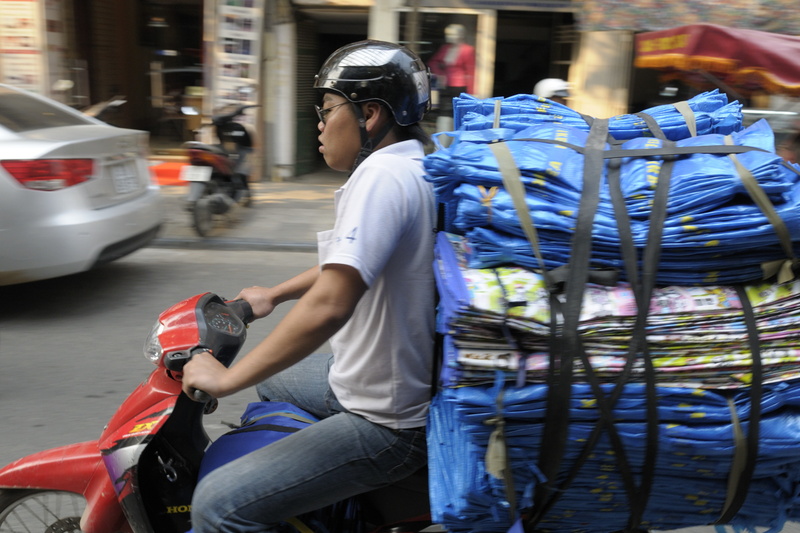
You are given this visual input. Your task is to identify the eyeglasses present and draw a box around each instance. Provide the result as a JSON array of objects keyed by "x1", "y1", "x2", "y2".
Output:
[{"x1": 314, "y1": 102, "x2": 349, "y2": 124}]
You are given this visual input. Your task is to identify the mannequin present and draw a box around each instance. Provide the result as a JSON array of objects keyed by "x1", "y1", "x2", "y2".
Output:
[
  {"x1": 430, "y1": 23, "x2": 476, "y2": 138},
  {"x1": 429, "y1": 24, "x2": 476, "y2": 95}
]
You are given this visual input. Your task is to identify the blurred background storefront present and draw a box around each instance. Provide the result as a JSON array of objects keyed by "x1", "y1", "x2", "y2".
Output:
[
  {"x1": 1, "y1": 0, "x2": 798, "y2": 181},
  {"x1": 0, "y1": 0, "x2": 578, "y2": 180}
]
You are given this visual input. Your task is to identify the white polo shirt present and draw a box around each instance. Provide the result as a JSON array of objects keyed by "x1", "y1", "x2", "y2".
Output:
[{"x1": 317, "y1": 140, "x2": 436, "y2": 429}]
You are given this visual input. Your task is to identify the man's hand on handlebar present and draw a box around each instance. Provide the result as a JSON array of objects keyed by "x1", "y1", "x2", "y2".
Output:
[
  {"x1": 182, "y1": 351, "x2": 230, "y2": 402},
  {"x1": 235, "y1": 286, "x2": 277, "y2": 319}
]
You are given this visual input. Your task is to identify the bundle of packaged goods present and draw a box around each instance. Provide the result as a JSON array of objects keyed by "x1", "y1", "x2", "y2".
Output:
[{"x1": 423, "y1": 90, "x2": 800, "y2": 533}]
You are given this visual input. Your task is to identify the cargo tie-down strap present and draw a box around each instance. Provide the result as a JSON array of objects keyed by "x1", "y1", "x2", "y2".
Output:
[{"x1": 484, "y1": 100, "x2": 767, "y2": 532}]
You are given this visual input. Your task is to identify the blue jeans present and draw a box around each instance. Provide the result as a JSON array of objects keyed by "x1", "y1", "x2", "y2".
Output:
[{"x1": 190, "y1": 353, "x2": 428, "y2": 533}]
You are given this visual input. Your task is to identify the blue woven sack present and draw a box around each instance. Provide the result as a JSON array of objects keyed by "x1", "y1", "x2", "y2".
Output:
[
  {"x1": 198, "y1": 400, "x2": 318, "y2": 480},
  {"x1": 193, "y1": 402, "x2": 362, "y2": 533}
]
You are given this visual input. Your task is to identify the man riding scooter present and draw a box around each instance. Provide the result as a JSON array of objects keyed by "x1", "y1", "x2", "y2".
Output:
[{"x1": 182, "y1": 39, "x2": 437, "y2": 531}]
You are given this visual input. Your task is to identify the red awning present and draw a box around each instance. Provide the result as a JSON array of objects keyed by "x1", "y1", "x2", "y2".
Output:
[{"x1": 634, "y1": 23, "x2": 800, "y2": 96}]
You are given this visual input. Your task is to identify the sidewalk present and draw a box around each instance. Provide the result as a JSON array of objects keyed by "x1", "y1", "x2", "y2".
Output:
[{"x1": 147, "y1": 155, "x2": 345, "y2": 252}]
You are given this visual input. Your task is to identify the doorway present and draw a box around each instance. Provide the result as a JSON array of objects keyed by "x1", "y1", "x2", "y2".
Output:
[{"x1": 493, "y1": 10, "x2": 575, "y2": 98}]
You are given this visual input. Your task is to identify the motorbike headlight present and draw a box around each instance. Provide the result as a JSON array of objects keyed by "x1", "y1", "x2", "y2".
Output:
[{"x1": 143, "y1": 320, "x2": 165, "y2": 364}]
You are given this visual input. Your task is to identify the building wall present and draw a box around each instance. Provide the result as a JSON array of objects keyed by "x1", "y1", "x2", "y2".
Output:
[
  {"x1": 295, "y1": 18, "x2": 318, "y2": 176},
  {"x1": 570, "y1": 30, "x2": 633, "y2": 118},
  {"x1": 577, "y1": 0, "x2": 800, "y2": 34}
]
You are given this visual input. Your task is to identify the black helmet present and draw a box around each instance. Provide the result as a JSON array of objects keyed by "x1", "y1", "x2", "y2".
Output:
[{"x1": 314, "y1": 40, "x2": 430, "y2": 126}]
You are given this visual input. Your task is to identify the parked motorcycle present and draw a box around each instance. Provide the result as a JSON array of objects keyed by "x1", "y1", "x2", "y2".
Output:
[
  {"x1": 0, "y1": 292, "x2": 433, "y2": 533},
  {"x1": 180, "y1": 104, "x2": 258, "y2": 237}
]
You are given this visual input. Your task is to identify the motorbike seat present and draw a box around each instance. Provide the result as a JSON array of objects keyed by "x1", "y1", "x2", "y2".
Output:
[{"x1": 183, "y1": 141, "x2": 228, "y2": 156}]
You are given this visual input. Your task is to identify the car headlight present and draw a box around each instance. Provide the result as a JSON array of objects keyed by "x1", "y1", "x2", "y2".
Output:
[{"x1": 143, "y1": 320, "x2": 165, "y2": 364}]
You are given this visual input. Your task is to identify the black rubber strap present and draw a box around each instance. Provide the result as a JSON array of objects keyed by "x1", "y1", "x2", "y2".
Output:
[
  {"x1": 589, "y1": 145, "x2": 673, "y2": 531},
  {"x1": 621, "y1": 147, "x2": 674, "y2": 531},
  {"x1": 528, "y1": 135, "x2": 674, "y2": 532},
  {"x1": 349, "y1": 106, "x2": 395, "y2": 175},
  {"x1": 673, "y1": 100, "x2": 698, "y2": 137},
  {"x1": 484, "y1": 388, "x2": 517, "y2": 521},
  {"x1": 715, "y1": 285, "x2": 763, "y2": 524},
  {"x1": 546, "y1": 264, "x2": 619, "y2": 289},
  {"x1": 230, "y1": 423, "x2": 303, "y2": 435},
  {"x1": 634, "y1": 112, "x2": 668, "y2": 140},
  {"x1": 501, "y1": 136, "x2": 768, "y2": 160},
  {"x1": 532, "y1": 118, "x2": 609, "y2": 524},
  {"x1": 490, "y1": 140, "x2": 555, "y2": 290}
]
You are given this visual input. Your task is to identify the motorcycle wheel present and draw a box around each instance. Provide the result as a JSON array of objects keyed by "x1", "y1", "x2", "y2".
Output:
[
  {"x1": 193, "y1": 196, "x2": 214, "y2": 237},
  {"x1": 0, "y1": 489, "x2": 86, "y2": 533},
  {"x1": 239, "y1": 189, "x2": 252, "y2": 208}
]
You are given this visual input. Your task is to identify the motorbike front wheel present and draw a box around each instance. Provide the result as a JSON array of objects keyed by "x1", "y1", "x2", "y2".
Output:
[{"x1": 0, "y1": 489, "x2": 86, "y2": 533}]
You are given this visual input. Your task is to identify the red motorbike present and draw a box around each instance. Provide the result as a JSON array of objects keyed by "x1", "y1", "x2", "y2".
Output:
[{"x1": 0, "y1": 293, "x2": 432, "y2": 533}]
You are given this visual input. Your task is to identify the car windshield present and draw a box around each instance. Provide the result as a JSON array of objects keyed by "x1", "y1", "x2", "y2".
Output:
[{"x1": 0, "y1": 87, "x2": 90, "y2": 132}]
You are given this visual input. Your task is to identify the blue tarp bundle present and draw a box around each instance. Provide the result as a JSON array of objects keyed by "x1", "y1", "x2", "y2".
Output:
[
  {"x1": 452, "y1": 91, "x2": 742, "y2": 139},
  {"x1": 424, "y1": 91, "x2": 800, "y2": 533},
  {"x1": 428, "y1": 381, "x2": 800, "y2": 533},
  {"x1": 429, "y1": 229, "x2": 800, "y2": 532},
  {"x1": 423, "y1": 91, "x2": 800, "y2": 286}
]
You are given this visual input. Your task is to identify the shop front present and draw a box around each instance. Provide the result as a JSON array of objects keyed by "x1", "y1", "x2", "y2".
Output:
[{"x1": 287, "y1": 0, "x2": 578, "y2": 176}]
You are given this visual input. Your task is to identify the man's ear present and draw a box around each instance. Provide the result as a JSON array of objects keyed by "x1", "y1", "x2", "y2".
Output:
[{"x1": 363, "y1": 101, "x2": 387, "y2": 131}]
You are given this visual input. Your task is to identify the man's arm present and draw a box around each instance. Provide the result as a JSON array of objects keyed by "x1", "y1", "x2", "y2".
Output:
[
  {"x1": 182, "y1": 263, "x2": 366, "y2": 399},
  {"x1": 236, "y1": 265, "x2": 321, "y2": 319}
]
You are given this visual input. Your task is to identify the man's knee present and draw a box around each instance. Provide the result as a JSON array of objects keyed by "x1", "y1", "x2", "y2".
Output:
[
  {"x1": 191, "y1": 470, "x2": 234, "y2": 532},
  {"x1": 256, "y1": 378, "x2": 278, "y2": 401}
]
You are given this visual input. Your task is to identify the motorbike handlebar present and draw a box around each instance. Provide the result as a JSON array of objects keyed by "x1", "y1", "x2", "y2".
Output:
[
  {"x1": 188, "y1": 298, "x2": 254, "y2": 404},
  {"x1": 226, "y1": 298, "x2": 255, "y2": 324},
  {"x1": 192, "y1": 388, "x2": 213, "y2": 403}
]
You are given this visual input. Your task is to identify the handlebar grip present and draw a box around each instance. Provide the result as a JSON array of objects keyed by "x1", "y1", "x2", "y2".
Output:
[
  {"x1": 226, "y1": 298, "x2": 254, "y2": 324},
  {"x1": 192, "y1": 388, "x2": 213, "y2": 403},
  {"x1": 185, "y1": 347, "x2": 215, "y2": 403}
]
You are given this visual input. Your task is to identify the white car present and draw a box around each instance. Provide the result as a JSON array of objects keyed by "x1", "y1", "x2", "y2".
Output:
[{"x1": 0, "y1": 84, "x2": 162, "y2": 286}]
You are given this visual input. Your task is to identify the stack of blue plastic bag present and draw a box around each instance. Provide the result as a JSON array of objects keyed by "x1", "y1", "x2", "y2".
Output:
[
  {"x1": 424, "y1": 90, "x2": 800, "y2": 286},
  {"x1": 428, "y1": 380, "x2": 800, "y2": 533},
  {"x1": 424, "y1": 91, "x2": 800, "y2": 533},
  {"x1": 451, "y1": 91, "x2": 741, "y2": 140}
]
